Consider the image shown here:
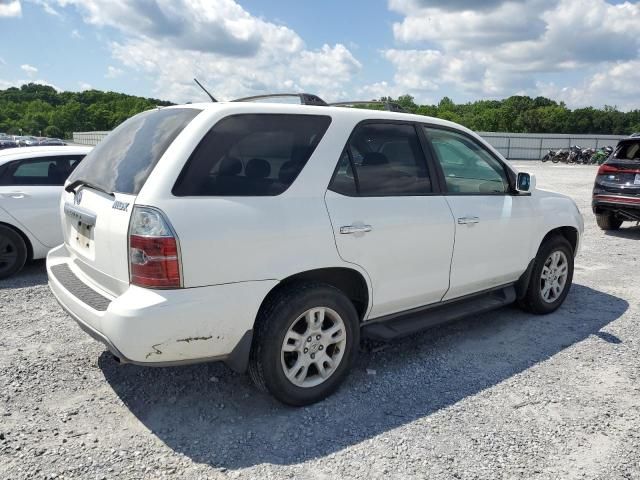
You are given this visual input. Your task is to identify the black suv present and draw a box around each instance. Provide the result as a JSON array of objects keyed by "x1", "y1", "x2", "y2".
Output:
[{"x1": 593, "y1": 137, "x2": 640, "y2": 230}]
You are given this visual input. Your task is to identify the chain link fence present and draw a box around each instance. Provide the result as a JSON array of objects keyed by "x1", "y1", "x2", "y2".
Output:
[{"x1": 74, "y1": 130, "x2": 629, "y2": 161}]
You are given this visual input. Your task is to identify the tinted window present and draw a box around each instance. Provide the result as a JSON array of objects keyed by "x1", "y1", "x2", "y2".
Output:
[
  {"x1": 330, "y1": 150, "x2": 358, "y2": 196},
  {"x1": 173, "y1": 114, "x2": 331, "y2": 196},
  {"x1": 614, "y1": 141, "x2": 640, "y2": 160},
  {"x1": 330, "y1": 123, "x2": 431, "y2": 196},
  {"x1": 68, "y1": 108, "x2": 201, "y2": 195},
  {"x1": 0, "y1": 155, "x2": 84, "y2": 186},
  {"x1": 425, "y1": 127, "x2": 509, "y2": 194}
]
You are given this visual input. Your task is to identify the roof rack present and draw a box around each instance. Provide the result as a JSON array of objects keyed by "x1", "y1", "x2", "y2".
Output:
[
  {"x1": 231, "y1": 93, "x2": 328, "y2": 106},
  {"x1": 328, "y1": 100, "x2": 408, "y2": 113},
  {"x1": 225, "y1": 91, "x2": 408, "y2": 113}
]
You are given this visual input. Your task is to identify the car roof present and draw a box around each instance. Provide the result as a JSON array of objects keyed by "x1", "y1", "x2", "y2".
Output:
[
  {"x1": 0, "y1": 146, "x2": 93, "y2": 165},
  {"x1": 158, "y1": 101, "x2": 493, "y2": 158},
  {"x1": 167, "y1": 101, "x2": 463, "y2": 128}
]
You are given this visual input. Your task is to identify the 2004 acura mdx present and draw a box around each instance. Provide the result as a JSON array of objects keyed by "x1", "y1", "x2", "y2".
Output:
[{"x1": 47, "y1": 97, "x2": 583, "y2": 406}]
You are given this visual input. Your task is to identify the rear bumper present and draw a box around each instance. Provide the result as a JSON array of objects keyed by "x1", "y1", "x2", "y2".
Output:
[
  {"x1": 47, "y1": 243, "x2": 277, "y2": 370},
  {"x1": 592, "y1": 194, "x2": 640, "y2": 218}
]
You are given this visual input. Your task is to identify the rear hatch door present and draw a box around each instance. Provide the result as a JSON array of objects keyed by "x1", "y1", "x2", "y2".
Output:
[
  {"x1": 61, "y1": 107, "x2": 201, "y2": 296},
  {"x1": 597, "y1": 140, "x2": 640, "y2": 195}
]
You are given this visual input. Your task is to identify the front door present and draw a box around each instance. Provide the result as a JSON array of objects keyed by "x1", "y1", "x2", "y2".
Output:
[
  {"x1": 423, "y1": 127, "x2": 536, "y2": 300},
  {"x1": 325, "y1": 122, "x2": 455, "y2": 319}
]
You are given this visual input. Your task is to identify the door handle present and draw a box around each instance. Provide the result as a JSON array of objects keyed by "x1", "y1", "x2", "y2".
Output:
[
  {"x1": 7, "y1": 192, "x2": 28, "y2": 199},
  {"x1": 457, "y1": 216, "x2": 480, "y2": 225},
  {"x1": 340, "y1": 224, "x2": 373, "y2": 234}
]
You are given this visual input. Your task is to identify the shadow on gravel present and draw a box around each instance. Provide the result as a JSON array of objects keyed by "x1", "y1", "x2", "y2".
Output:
[
  {"x1": 100, "y1": 283, "x2": 627, "y2": 470},
  {"x1": 0, "y1": 260, "x2": 47, "y2": 289},
  {"x1": 605, "y1": 224, "x2": 640, "y2": 239}
]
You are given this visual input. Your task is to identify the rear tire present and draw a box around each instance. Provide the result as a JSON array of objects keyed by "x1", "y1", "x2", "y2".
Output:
[
  {"x1": 0, "y1": 225, "x2": 27, "y2": 280},
  {"x1": 248, "y1": 282, "x2": 360, "y2": 406},
  {"x1": 519, "y1": 236, "x2": 574, "y2": 315},
  {"x1": 596, "y1": 213, "x2": 623, "y2": 231}
]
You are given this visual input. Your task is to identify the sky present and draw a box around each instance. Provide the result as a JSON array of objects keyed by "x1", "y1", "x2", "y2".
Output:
[{"x1": 0, "y1": 0, "x2": 639, "y2": 110}]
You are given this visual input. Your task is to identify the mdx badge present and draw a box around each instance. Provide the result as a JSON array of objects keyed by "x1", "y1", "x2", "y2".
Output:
[{"x1": 112, "y1": 200, "x2": 130, "y2": 212}]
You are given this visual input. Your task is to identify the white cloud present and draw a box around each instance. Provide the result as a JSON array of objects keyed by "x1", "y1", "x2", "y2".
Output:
[
  {"x1": 105, "y1": 65, "x2": 123, "y2": 78},
  {"x1": 537, "y1": 60, "x2": 640, "y2": 111},
  {"x1": 71, "y1": 29, "x2": 82, "y2": 39},
  {"x1": 383, "y1": 0, "x2": 640, "y2": 109},
  {"x1": 30, "y1": 0, "x2": 60, "y2": 16},
  {"x1": 48, "y1": 0, "x2": 362, "y2": 102},
  {"x1": 20, "y1": 64, "x2": 38, "y2": 77},
  {"x1": 0, "y1": 0, "x2": 21, "y2": 17},
  {"x1": 78, "y1": 81, "x2": 92, "y2": 90}
]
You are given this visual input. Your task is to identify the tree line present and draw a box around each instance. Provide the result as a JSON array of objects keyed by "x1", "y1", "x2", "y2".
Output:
[
  {"x1": 375, "y1": 95, "x2": 640, "y2": 135},
  {"x1": 1, "y1": 84, "x2": 639, "y2": 138},
  {"x1": 0, "y1": 83, "x2": 173, "y2": 139}
]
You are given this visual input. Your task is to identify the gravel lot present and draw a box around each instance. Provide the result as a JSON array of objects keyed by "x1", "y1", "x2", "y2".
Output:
[{"x1": 1, "y1": 162, "x2": 639, "y2": 479}]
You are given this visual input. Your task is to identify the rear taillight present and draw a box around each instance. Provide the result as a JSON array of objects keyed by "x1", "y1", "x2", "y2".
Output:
[
  {"x1": 597, "y1": 164, "x2": 619, "y2": 175},
  {"x1": 128, "y1": 206, "x2": 181, "y2": 288},
  {"x1": 598, "y1": 164, "x2": 640, "y2": 175}
]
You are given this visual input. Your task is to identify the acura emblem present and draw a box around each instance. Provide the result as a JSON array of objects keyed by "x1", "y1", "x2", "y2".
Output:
[{"x1": 73, "y1": 190, "x2": 83, "y2": 205}]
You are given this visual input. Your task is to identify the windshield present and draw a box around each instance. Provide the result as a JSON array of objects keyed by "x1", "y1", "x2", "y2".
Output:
[{"x1": 68, "y1": 107, "x2": 201, "y2": 195}]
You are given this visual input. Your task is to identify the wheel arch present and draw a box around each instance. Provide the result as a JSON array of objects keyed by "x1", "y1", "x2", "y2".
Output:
[
  {"x1": 0, "y1": 220, "x2": 33, "y2": 261},
  {"x1": 540, "y1": 226, "x2": 579, "y2": 256},
  {"x1": 256, "y1": 267, "x2": 371, "y2": 324}
]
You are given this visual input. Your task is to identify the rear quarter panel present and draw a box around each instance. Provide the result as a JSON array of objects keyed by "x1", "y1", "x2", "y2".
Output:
[
  {"x1": 135, "y1": 106, "x2": 373, "y2": 291},
  {"x1": 0, "y1": 204, "x2": 49, "y2": 259}
]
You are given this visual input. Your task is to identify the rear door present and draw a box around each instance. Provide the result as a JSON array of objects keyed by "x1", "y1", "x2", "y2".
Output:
[
  {"x1": 423, "y1": 126, "x2": 536, "y2": 300},
  {"x1": 325, "y1": 122, "x2": 455, "y2": 319},
  {"x1": 60, "y1": 107, "x2": 201, "y2": 295},
  {"x1": 0, "y1": 155, "x2": 84, "y2": 247}
]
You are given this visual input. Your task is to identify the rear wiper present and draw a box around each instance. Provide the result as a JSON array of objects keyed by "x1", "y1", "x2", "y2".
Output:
[{"x1": 65, "y1": 179, "x2": 115, "y2": 198}]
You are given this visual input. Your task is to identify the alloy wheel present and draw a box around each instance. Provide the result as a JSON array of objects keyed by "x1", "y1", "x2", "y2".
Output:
[
  {"x1": 540, "y1": 250, "x2": 569, "y2": 303},
  {"x1": 280, "y1": 307, "x2": 347, "y2": 388}
]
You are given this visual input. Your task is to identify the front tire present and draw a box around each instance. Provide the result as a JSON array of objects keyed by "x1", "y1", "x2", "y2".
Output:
[
  {"x1": 596, "y1": 213, "x2": 623, "y2": 231},
  {"x1": 519, "y1": 236, "x2": 574, "y2": 314},
  {"x1": 249, "y1": 282, "x2": 360, "y2": 406},
  {"x1": 0, "y1": 225, "x2": 27, "y2": 280}
]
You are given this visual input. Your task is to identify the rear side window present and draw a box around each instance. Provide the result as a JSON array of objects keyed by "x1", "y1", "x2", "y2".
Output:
[
  {"x1": 614, "y1": 141, "x2": 640, "y2": 160},
  {"x1": 68, "y1": 108, "x2": 201, "y2": 195},
  {"x1": 329, "y1": 123, "x2": 432, "y2": 196},
  {"x1": 173, "y1": 114, "x2": 331, "y2": 196},
  {"x1": 0, "y1": 155, "x2": 84, "y2": 186}
]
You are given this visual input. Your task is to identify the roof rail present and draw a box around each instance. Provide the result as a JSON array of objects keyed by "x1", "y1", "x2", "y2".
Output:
[
  {"x1": 231, "y1": 93, "x2": 328, "y2": 106},
  {"x1": 328, "y1": 100, "x2": 408, "y2": 113}
]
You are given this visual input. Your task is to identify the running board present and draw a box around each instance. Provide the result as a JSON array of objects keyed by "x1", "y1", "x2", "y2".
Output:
[{"x1": 362, "y1": 285, "x2": 516, "y2": 341}]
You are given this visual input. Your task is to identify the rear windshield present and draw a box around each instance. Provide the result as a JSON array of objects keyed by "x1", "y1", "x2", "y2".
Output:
[
  {"x1": 172, "y1": 114, "x2": 331, "y2": 196},
  {"x1": 68, "y1": 108, "x2": 201, "y2": 195},
  {"x1": 614, "y1": 140, "x2": 640, "y2": 160}
]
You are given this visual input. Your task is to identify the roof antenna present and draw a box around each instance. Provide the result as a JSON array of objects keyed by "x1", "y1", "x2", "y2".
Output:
[{"x1": 193, "y1": 78, "x2": 217, "y2": 102}]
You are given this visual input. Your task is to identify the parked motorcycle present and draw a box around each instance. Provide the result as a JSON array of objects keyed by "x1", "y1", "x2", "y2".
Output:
[
  {"x1": 588, "y1": 146, "x2": 613, "y2": 165},
  {"x1": 541, "y1": 149, "x2": 556, "y2": 162}
]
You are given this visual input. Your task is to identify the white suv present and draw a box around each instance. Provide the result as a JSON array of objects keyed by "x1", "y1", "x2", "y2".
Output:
[{"x1": 47, "y1": 99, "x2": 583, "y2": 405}]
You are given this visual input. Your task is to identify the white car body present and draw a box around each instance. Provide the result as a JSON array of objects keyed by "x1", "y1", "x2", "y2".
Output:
[
  {"x1": 47, "y1": 103, "x2": 583, "y2": 371},
  {"x1": 0, "y1": 146, "x2": 92, "y2": 260}
]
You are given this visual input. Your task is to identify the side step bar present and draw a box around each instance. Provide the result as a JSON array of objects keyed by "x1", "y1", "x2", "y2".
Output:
[{"x1": 362, "y1": 285, "x2": 516, "y2": 341}]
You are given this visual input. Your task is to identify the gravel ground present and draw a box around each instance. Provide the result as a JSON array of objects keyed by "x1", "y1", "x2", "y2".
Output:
[{"x1": 1, "y1": 162, "x2": 639, "y2": 480}]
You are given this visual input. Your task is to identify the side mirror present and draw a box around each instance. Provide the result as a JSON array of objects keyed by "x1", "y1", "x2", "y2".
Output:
[{"x1": 516, "y1": 172, "x2": 535, "y2": 192}]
